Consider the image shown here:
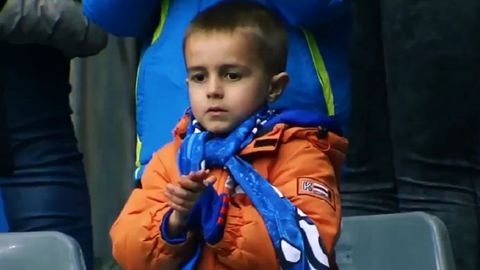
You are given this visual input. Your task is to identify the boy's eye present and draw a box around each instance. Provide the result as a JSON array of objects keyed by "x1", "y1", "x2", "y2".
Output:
[
  {"x1": 225, "y1": 72, "x2": 241, "y2": 81},
  {"x1": 190, "y1": 74, "x2": 206, "y2": 82}
]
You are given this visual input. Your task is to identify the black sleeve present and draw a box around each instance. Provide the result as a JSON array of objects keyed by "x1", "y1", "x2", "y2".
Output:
[
  {"x1": 0, "y1": 83, "x2": 13, "y2": 176},
  {"x1": 0, "y1": 0, "x2": 6, "y2": 11}
]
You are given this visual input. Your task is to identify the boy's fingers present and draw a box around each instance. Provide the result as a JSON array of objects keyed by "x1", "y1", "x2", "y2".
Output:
[
  {"x1": 166, "y1": 184, "x2": 186, "y2": 197},
  {"x1": 203, "y1": 175, "x2": 217, "y2": 187},
  {"x1": 166, "y1": 184, "x2": 198, "y2": 201},
  {"x1": 168, "y1": 201, "x2": 190, "y2": 215},
  {"x1": 175, "y1": 169, "x2": 214, "y2": 193},
  {"x1": 165, "y1": 191, "x2": 195, "y2": 210},
  {"x1": 179, "y1": 175, "x2": 205, "y2": 192},
  {"x1": 189, "y1": 170, "x2": 209, "y2": 182}
]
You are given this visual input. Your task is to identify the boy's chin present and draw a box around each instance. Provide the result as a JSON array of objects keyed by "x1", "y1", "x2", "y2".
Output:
[{"x1": 204, "y1": 123, "x2": 235, "y2": 135}]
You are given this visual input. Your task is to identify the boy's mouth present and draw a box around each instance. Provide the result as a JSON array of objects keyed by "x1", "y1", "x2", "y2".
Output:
[{"x1": 207, "y1": 106, "x2": 227, "y2": 113}]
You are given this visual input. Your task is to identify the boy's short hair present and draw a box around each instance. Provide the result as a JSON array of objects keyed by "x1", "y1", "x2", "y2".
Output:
[{"x1": 184, "y1": 1, "x2": 288, "y2": 74}]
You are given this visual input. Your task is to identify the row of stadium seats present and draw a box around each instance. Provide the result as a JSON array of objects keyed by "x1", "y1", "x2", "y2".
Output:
[{"x1": 0, "y1": 212, "x2": 455, "y2": 270}]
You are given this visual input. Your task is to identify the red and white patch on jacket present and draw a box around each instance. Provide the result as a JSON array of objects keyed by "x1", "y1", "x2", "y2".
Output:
[{"x1": 297, "y1": 177, "x2": 335, "y2": 209}]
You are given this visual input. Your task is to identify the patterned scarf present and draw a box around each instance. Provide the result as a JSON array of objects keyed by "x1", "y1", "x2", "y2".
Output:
[{"x1": 178, "y1": 107, "x2": 331, "y2": 270}]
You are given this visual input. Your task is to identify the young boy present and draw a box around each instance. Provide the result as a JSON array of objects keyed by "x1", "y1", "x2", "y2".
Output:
[{"x1": 110, "y1": 2, "x2": 347, "y2": 270}]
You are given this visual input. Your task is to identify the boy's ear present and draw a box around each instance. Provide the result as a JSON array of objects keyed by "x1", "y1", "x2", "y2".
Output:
[{"x1": 268, "y1": 72, "x2": 289, "y2": 103}]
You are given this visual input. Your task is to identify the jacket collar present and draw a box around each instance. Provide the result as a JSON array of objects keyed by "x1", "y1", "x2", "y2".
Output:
[
  {"x1": 172, "y1": 114, "x2": 284, "y2": 155},
  {"x1": 172, "y1": 113, "x2": 347, "y2": 157}
]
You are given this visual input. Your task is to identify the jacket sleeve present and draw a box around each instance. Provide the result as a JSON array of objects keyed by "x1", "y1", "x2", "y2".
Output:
[
  {"x1": 110, "y1": 148, "x2": 196, "y2": 270},
  {"x1": 209, "y1": 138, "x2": 341, "y2": 268},
  {"x1": 257, "y1": 0, "x2": 350, "y2": 28},
  {"x1": 0, "y1": 0, "x2": 107, "y2": 58},
  {"x1": 83, "y1": 0, "x2": 161, "y2": 37}
]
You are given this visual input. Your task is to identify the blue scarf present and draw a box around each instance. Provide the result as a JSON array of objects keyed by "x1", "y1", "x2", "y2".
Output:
[{"x1": 177, "y1": 108, "x2": 332, "y2": 269}]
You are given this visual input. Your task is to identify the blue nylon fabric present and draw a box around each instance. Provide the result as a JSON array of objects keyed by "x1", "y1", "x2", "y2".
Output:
[
  {"x1": 177, "y1": 108, "x2": 330, "y2": 270},
  {"x1": 82, "y1": 0, "x2": 161, "y2": 37},
  {"x1": 264, "y1": 109, "x2": 342, "y2": 136},
  {"x1": 254, "y1": 0, "x2": 350, "y2": 28}
]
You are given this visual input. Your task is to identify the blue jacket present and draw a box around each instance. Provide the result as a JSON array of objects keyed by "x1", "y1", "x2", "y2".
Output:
[{"x1": 83, "y1": 0, "x2": 351, "y2": 180}]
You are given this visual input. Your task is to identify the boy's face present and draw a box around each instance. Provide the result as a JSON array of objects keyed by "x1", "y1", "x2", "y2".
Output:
[{"x1": 185, "y1": 29, "x2": 275, "y2": 134}]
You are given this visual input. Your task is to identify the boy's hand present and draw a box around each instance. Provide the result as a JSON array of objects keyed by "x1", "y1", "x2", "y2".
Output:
[{"x1": 165, "y1": 170, "x2": 216, "y2": 236}]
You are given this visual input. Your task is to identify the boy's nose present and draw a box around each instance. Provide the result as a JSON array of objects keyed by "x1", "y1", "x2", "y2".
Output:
[{"x1": 206, "y1": 77, "x2": 224, "y2": 98}]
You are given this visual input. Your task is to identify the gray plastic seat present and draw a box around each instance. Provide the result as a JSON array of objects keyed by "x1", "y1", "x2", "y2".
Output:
[
  {"x1": 0, "y1": 231, "x2": 86, "y2": 270},
  {"x1": 336, "y1": 211, "x2": 456, "y2": 270}
]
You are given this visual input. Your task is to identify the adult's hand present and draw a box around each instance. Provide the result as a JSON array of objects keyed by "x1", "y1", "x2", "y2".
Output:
[{"x1": 0, "y1": 0, "x2": 108, "y2": 58}]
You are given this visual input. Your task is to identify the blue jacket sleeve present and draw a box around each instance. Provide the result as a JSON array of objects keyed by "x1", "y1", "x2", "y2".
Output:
[
  {"x1": 83, "y1": 0, "x2": 161, "y2": 37},
  {"x1": 257, "y1": 0, "x2": 350, "y2": 28}
]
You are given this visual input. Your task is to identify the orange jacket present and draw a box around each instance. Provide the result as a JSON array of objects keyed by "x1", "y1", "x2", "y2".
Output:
[{"x1": 111, "y1": 117, "x2": 348, "y2": 270}]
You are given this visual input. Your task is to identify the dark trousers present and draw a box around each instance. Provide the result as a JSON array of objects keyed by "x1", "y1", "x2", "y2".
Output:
[
  {"x1": 0, "y1": 43, "x2": 93, "y2": 270},
  {"x1": 342, "y1": 1, "x2": 480, "y2": 269}
]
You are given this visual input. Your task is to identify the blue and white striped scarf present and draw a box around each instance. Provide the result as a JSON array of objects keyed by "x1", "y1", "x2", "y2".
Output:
[{"x1": 178, "y1": 107, "x2": 332, "y2": 270}]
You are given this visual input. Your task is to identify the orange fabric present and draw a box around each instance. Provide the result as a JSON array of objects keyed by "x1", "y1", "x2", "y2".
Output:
[{"x1": 111, "y1": 119, "x2": 348, "y2": 270}]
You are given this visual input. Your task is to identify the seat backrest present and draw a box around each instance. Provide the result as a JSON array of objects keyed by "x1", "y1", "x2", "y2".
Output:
[
  {"x1": 335, "y1": 211, "x2": 456, "y2": 270},
  {"x1": 0, "y1": 231, "x2": 86, "y2": 270}
]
